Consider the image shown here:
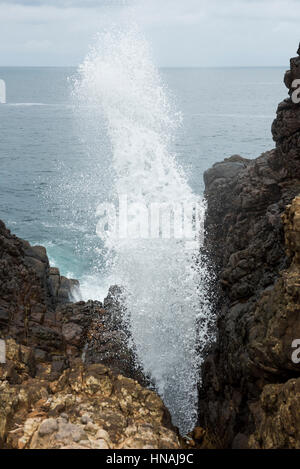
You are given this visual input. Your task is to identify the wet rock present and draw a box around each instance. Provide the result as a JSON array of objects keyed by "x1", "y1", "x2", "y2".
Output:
[
  {"x1": 84, "y1": 286, "x2": 149, "y2": 386},
  {"x1": 199, "y1": 45, "x2": 300, "y2": 448},
  {"x1": 0, "y1": 221, "x2": 79, "y2": 350},
  {"x1": 0, "y1": 224, "x2": 148, "y2": 385},
  {"x1": 203, "y1": 158, "x2": 247, "y2": 187},
  {"x1": 0, "y1": 220, "x2": 178, "y2": 449}
]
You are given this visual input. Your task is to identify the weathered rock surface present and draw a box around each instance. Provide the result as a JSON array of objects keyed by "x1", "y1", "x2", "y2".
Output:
[
  {"x1": 0, "y1": 219, "x2": 79, "y2": 349},
  {"x1": 0, "y1": 221, "x2": 145, "y2": 382},
  {"x1": 0, "y1": 223, "x2": 180, "y2": 449},
  {"x1": 1, "y1": 340, "x2": 179, "y2": 449},
  {"x1": 84, "y1": 286, "x2": 148, "y2": 386},
  {"x1": 199, "y1": 45, "x2": 300, "y2": 448}
]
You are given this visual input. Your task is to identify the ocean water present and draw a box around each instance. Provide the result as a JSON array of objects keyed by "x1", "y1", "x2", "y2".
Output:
[
  {"x1": 0, "y1": 54, "x2": 287, "y2": 433},
  {"x1": 0, "y1": 66, "x2": 286, "y2": 281}
]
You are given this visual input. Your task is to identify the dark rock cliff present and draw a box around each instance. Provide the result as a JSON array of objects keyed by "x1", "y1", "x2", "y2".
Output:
[
  {"x1": 0, "y1": 221, "x2": 179, "y2": 449},
  {"x1": 198, "y1": 45, "x2": 300, "y2": 448},
  {"x1": 0, "y1": 220, "x2": 143, "y2": 381}
]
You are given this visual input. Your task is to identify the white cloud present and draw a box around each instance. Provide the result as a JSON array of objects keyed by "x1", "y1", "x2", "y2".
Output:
[
  {"x1": 0, "y1": 0, "x2": 299, "y2": 66},
  {"x1": 0, "y1": 0, "x2": 131, "y2": 7}
]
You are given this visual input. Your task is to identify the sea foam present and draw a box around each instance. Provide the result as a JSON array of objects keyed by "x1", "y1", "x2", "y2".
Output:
[{"x1": 74, "y1": 26, "x2": 213, "y2": 434}]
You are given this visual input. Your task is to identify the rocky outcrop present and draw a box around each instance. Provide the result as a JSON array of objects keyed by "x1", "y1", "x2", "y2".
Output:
[
  {"x1": 0, "y1": 219, "x2": 79, "y2": 348},
  {"x1": 199, "y1": 45, "x2": 300, "y2": 448},
  {"x1": 84, "y1": 286, "x2": 148, "y2": 386},
  {"x1": 0, "y1": 222, "x2": 180, "y2": 449},
  {"x1": 248, "y1": 197, "x2": 300, "y2": 449},
  {"x1": 0, "y1": 221, "x2": 143, "y2": 381},
  {"x1": 1, "y1": 339, "x2": 179, "y2": 449},
  {"x1": 0, "y1": 220, "x2": 79, "y2": 310}
]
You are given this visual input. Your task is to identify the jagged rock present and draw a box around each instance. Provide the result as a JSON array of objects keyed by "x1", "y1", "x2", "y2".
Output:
[
  {"x1": 0, "y1": 221, "x2": 179, "y2": 449},
  {"x1": 199, "y1": 45, "x2": 300, "y2": 448},
  {"x1": 249, "y1": 378, "x2": 300, "y2": 449},
  {"x1": 0, "y1": 221, "x2": 146, "y2": 384},
  {"x1": 84, "y1": 286, "x2": 148, "y2": 386},
  {"x1": 0, "y1": 220, "x2": 78, "y2": 350},
  {"x1": 246, "y1": 197, "x2": 300, "y2": 448},
  {"x1": 1, "y1": 340, "x2": 180, "y2": 450}
]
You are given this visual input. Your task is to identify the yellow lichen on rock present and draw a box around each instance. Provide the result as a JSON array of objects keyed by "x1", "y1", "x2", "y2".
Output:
[{"x1": 0, "y1": 340, "x2": 180, "y2": 450}]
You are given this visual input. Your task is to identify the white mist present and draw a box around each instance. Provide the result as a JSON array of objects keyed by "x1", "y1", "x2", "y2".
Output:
[{"x1": 74, "y1": 26, "x2": 213, "y2": 434}]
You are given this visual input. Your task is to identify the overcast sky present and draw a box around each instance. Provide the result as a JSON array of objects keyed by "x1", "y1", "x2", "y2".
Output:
[{"x1": 0, "y1": 0, "x2": 299, "y2": 67}]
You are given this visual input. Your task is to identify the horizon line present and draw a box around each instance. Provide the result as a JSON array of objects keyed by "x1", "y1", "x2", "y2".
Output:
[{"x1": 0, "y1": 65, "x2": 288, "y2": 69}]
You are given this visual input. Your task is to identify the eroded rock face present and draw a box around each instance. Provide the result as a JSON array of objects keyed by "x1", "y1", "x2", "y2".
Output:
[
  {"x1": 1, "y1": 340, "x2": 179, "y2": 449},
  {"x1": 0, "y1": 222, "x2": 144, "y2": 383},
  {"x1": 248, "y1": 197, "x2": 300, "y2": 449},
  {"x1": 249, "y1": 378, "x2": 300, "y2": 449},
  {"x1": 84, "y1": 287, "x2": 148, "y2": 386},
  {"x1": 199, "y1": 46, "x2": 300, "y2": 448},
  {"x1": 0, "y1": 222, "x2": 179, "y2": 449},
  {"x1": 0, "y1": 220, "x2": 79, "y2": 348}
]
